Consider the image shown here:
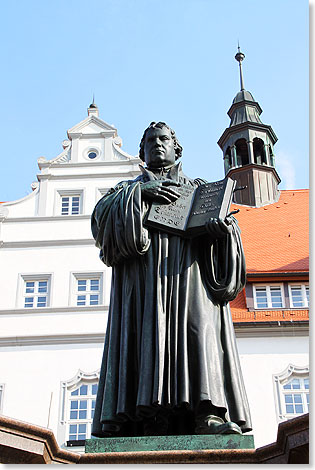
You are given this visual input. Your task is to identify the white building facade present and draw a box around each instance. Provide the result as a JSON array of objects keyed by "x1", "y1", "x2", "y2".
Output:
[{"x1": 0, "y1": 105, "x2": 308, "y2": 452}]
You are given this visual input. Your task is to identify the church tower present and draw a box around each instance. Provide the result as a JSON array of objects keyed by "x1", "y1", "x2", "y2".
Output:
[{"x1": 218, "y1": 47, "x2": 281, "y2": 207}]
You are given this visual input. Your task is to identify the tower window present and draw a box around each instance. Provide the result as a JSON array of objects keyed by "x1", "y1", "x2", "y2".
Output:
[
  {"x1": 224, "y1": 147, "x2": 232, "y2": 172},
  {"x1": 253, "y1": 138, "x2": 267, "y2": 165},
  {"x1": 235, "y1": 139, "x2": 249, "y2": 166}
]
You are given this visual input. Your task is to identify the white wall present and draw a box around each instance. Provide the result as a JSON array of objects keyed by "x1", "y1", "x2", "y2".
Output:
[{"x1": 237, "y1": 335, "x2": 309, "y2": 448}]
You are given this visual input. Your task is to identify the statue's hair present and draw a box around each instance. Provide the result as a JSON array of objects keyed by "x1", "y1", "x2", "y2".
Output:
[{"x1": 139, "y1": 121, "x2": 183, "y2": 162}]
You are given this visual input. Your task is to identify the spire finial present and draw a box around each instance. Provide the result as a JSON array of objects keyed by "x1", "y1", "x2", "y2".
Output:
[
  {"x1": 87, "y1": 94, "x2": 99, "y2": 116},
  {"x1": 235, "y1": 44, "x2": 245, "y2": 91}
]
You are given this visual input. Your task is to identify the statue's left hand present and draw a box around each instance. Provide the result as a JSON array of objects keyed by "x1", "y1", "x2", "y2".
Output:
[{"x1": 206, "y1": 217, "x2": 233, "y2": 238}]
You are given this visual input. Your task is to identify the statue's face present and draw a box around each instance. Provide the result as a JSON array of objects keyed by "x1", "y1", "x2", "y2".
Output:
[{"x1": 143, "y1": 127, "x2": 176, "y2": 169}]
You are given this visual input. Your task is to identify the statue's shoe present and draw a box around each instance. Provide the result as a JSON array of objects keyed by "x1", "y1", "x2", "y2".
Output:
[{"x1": 195, "y1": 421, "x2": 242, "y2": 435}]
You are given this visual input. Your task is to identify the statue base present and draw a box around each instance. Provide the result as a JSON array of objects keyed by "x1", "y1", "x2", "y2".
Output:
[{"x1": 85, "y1": 434, "x2": 254, "y2": 453}]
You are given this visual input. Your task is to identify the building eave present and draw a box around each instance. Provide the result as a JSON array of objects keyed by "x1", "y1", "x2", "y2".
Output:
[
  {"x1": 218, "y1": 122, "x2": 278, "y2": 149},
  {"x1": 227, "y1": 163, "x2": 281, "y2": 184}
]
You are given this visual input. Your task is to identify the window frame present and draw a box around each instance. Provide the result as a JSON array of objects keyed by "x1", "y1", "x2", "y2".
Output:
[
  {"x1": 59, "y1": 370, "x2": 100, "y2": 447},
  {"x1": 18, "y1": 274, "x2": 52, "y2": 309},
  {"x1": 55, "y1": 190, "x2": 84, "y2": 216},
  {"x1": 69, "y1": 272, "x2": 104, "y2": 307},
  {"x1": 273, "y1": 364, "x2": 309, "y2": 422},
  {"x1": 253, "y1": 284, "x2": 285, "y2": 309},
  {"x1": 67, "y1": 382, "x2": 98, "y2": 444},
  {"x1": 83, "y1": 147, "x2": 101, "y2": 162},
  {"x1": 96, "y1": 187, "x2": 111, "y2": 203},
  {"x1": 288, "y1": 283, "x2": 309, "y2": 308}
]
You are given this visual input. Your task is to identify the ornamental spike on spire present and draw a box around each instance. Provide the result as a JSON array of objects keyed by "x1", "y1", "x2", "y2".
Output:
[
  {"x1": 87, "y1": 93, "x2": 99, "y2": 116},
  {"x1": 235, "y1": 44, "x2": 245, "y2": 91}
]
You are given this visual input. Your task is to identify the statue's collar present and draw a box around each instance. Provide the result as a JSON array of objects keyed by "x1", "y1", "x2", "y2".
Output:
[{"x1": 139, "y1": 162, "x2": 182, "y2": 182}]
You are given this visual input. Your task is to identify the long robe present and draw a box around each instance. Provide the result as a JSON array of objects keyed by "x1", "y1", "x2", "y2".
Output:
[{"x1": 91, "y1": 163, "x2": 252, "y2": 436}]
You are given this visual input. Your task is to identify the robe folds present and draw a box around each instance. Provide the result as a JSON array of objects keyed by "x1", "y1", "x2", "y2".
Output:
[{"x1": 91, "y1": 163, "x2": 252, "y2": 437}]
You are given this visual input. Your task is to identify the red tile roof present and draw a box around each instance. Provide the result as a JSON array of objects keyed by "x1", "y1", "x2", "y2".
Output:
[
  {"x1": 230, "y1": 189, "x2": 309, "y2": 324},
  {"x1": 232, "y1": 190, "x2": 309, "y2": 274}
]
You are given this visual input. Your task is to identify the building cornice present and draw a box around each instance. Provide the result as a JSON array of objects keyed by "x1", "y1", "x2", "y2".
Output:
[
  {"x1": 0, "y1": 322, "x2": 308, "y2": 346},
  {"x1": 4, "y1": 215, "x2": 91, "y2": 223},
  {"x1": 0, "y1": 239, "x2": 95, "y2": 248},
  {"x1": 234, "y1": 321, "x2": 309, "y2": 338},
  {"x1": 0, "y1": 333, "x2": 106, "y2": 347},
  {"x1": 38, "y1": 159, "x2": 140, "y2": 170},
  {"x1": 37, "y1": 170, "x2": 140, "y2": 181},
  {"x1": 0, "y1": 305, "x2": 107, "y2": 316}
]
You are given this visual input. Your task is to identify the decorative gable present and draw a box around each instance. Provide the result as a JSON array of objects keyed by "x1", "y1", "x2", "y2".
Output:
[{"x1": 67, "y1": 115, "x2": 117, "y2": 138}]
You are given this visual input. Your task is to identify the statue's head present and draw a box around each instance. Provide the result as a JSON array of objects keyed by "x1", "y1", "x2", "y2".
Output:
[{"x1": 139, "y1": 122, "x2": 183, "y2": 168}]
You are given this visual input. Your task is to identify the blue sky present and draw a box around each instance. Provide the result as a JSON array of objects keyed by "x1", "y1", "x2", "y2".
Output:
[{"x1": 0, "y1": 0, "x2": 309, "y2": 202}]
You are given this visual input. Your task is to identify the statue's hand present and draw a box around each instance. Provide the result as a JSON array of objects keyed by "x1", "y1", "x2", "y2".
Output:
[
  {"x1": 141, "y1": 180, "x2": 181, "y2": 204},
  {"x1": 206, "y1": 217, "x2": 233, "y2": 238}
]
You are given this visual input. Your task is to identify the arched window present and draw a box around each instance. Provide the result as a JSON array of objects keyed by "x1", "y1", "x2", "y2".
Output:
[
  {"x1": 273, "y1": 365, "x2": 309, "y2": 422},
  {"x1": 269, "y1": 144, "x2": 275, "y2": 167},
  {"x1": 253, "y1": 138, "x2": 267, "y2": 165},
  {"x1": 59, "y1": 370, "x2": 99, "y2": 447},
  {"x1": 224, "y1": 147, "x2": 232, "y2": 172},
  {"x1": 235, "y1": 139, "x2": 249, "y2": 166}
]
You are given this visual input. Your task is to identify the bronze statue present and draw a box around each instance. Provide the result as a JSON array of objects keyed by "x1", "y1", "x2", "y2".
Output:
[{"x1": 91, "y1": 122, "x2": 252, "y2": 437}]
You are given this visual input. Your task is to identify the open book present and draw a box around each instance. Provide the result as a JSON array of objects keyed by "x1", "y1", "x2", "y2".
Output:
[{"x1": 145, "y1": 177, "x2": 236, "y2": 238}]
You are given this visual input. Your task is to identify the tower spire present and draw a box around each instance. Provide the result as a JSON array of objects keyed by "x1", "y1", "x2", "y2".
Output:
[
  {"x1": 235, "y1": 44, "x2": 245, "y2": 91},
  {"x1": 87, "y1": 94, "x2": 99, "y2": 117}
]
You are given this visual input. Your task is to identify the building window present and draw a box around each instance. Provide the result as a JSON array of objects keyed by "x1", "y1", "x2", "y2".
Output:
[
  {"x1": 68, "y1": 383, "x2": 98, "y2": 443},
  {"x1": 61, "y1": 195, "x2": 81, "y2": 215},
  {"x1": 76, "y1": 278, "x2": 100, "y2": 306},
  {"x1": 289, "y1": 284, "x2": 309, "y2": 308},
  {"x1": 253, "y1": 285, "x2": 284, "y2": 309},
  {"x1": 59, "y1": 370, "x2": 100, "y2": 446},
  {"x1": 56, "y1": 190, "x2": 83, "y2": 216},
  {"x1": 71, "y1": 273, "x2": 103, "y2": 307},
  {"x1": 88, "y1": 151, "x2": 97, "y2": 159},
  {"x1": 21, "y1": 275, "x2": 51, "y2": 308},
  {"x1": 84, "y1": 147, "x2": 100, "y2": 161},
  {"x1": 282, "y1": 378, "x2": 309, "y2": 415},
  {"x1": 273, "y1": 364, "x2": 309, "y2": 422}
]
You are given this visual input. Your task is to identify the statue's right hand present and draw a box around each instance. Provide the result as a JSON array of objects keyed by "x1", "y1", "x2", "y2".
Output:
[{"x1": 141, "y1": 180, "x2": 181, "y2": 204}]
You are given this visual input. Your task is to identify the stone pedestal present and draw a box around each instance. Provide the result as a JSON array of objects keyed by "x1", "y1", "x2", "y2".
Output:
[
  {"x1": 85, "y1": 434, "x2": 255, "y2": 454},
  {"x1": 0, "y1": 414, "x2": 309, "y2": 464}
]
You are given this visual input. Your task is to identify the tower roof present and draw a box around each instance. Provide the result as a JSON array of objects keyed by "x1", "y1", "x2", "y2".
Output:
[{"x1": 232, "y1": 89, "x2": 255, "y2": 104}]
